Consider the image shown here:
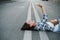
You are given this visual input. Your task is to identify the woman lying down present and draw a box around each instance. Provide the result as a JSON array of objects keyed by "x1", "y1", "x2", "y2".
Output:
[{"x1": 21, "y1": 3, "x2": 60, "y2": 33}]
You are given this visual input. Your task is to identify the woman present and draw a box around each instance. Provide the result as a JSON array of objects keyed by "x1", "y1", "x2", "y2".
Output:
[{"x1": 21, "y1": 3, "x2": 60, "y2": 33}]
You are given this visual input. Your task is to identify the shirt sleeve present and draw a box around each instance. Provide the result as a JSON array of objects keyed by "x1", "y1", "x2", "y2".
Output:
[
  {"x1": 34, "y1": 14, "x2": 48, "y2": 30},
  {"x1": 41, "y1": 14, "x2": 48, "y2": 23}
]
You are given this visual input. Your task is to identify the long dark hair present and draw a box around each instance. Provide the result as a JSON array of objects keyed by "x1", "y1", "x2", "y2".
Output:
[{"x1": 21, "y1": 22, "x2": 35, "y2": 30}]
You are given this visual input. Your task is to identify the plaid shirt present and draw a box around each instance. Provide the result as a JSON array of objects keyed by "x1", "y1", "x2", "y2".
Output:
[{"x1": 35, "y1": 14, "x2": 54, "y2": 31}]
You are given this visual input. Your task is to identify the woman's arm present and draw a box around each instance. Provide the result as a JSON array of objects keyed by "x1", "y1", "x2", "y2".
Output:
[
  {"x1": 41, "y1": 7, "x2": 46, "y2": 14},
  {"x1": 37, "y1": 3, "x2": 48, "y2": 23},
  {"x1": 37, "y1": 3, "x2": 46, "y2": 14}
]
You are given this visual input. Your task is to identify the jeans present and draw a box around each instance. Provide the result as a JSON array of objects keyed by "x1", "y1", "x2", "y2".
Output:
[
  {"x1": 53, "y1": 19, "x2": 60, "y2": 33},
  {"x1": 57, "y1": 23, "x2": 60, "y2": 33}
]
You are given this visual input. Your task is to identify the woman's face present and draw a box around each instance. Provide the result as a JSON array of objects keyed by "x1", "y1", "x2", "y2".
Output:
[{"x1": 27, "y1": 21, "x2": 36, "y2": 27}]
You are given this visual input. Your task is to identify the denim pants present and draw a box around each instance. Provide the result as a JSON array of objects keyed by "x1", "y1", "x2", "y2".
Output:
[
  {"x1": 53, "y1": 19, "x2": 60, "y2": 33},
  {"x1": 56, "y1": 23, "x2": 60, "y2": 33}
]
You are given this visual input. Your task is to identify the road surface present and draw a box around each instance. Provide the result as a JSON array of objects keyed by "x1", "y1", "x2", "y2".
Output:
[{"x1": 0, "y1": 0, "x2": 60, "y2": 40}]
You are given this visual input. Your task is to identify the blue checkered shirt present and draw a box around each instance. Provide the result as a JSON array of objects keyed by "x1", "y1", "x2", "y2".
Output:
[{"x1": 35, "y1": 14, "x2": 54, "y2": 31}]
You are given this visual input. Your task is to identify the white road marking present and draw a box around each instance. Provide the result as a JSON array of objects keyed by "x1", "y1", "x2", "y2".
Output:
[
  {"x1": 32, "y1": 3, "x2": 40, "y2": 22},
  {"x1": 23, "y1": 2, "x2": 32, "y2": 40},
  {"x1": 23, "y1": 31, "x2": 32, "y2": 40},
  {"x1": 26, "y1": 2, "x2": 31, "y2": 22},
  {"x1": 39, "y1": 31, "x2": 49, "y2": 40},
  {"x1": 32, "y1": 2, "x2": 49, "y2": 40}
]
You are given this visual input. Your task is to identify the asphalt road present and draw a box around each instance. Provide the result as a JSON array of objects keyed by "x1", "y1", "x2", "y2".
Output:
[{"x1": 0, "y1": 0, "x2": 60, "y2": 40}]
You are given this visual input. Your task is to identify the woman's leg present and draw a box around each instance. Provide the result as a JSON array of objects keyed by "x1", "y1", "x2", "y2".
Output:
[
  {"x1": 57, "y1": 19, "x2": 60, "y2": 32},
  {"x1": 53, "y1": 19, "x2": 60, "y2": 33}
]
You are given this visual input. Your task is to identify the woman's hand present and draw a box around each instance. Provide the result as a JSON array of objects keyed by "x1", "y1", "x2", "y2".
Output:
[
  {"x1": 37, "y1": 3, "x2": 43, "y2": 8},
  {"x1": 37, "y1": 3, "x2": 46, "y2": 14}
]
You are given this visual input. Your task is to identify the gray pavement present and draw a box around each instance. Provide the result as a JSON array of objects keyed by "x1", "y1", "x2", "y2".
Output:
[
  {"x1": 0, "y1": 1, "x2": 29, "y2": 40},
  {"x1": 0, "y1": 0, "x2": 60, "y2": 40}
]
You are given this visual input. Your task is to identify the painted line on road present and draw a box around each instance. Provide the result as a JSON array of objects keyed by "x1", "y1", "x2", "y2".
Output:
[
  {"x1": 32, "y1": 3, "x2": 40, "y2": 22},
  {"x1": 32, "y1": 3, "x2": 49, "y2": 40},
  {"x1": 23, "y1": 31, "x2": 32, "y2": 40},
  {"x1": 23, "y1": 2, "x2": 32, "y2": 40},
  {"x1": 39, "y1": 31, "x2": 49, "y2": 40},
  {"x1": 26, "y1": 2, "x2": 31, "y2": 22}
]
